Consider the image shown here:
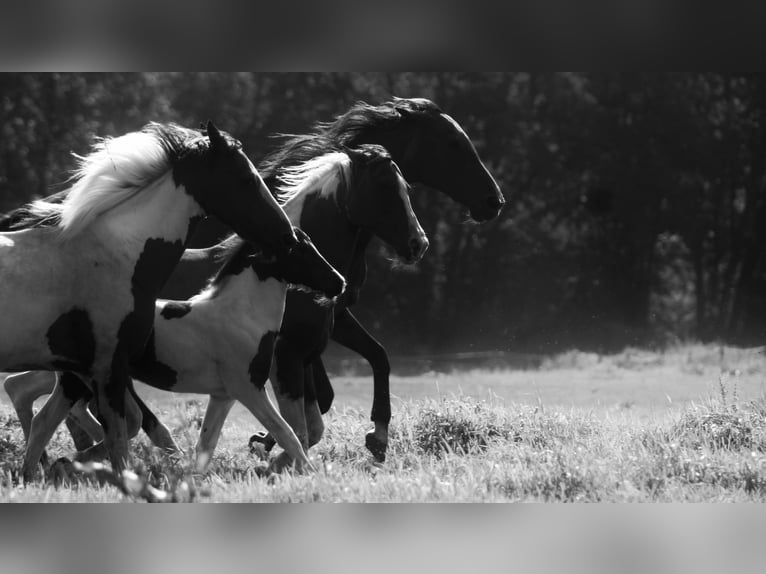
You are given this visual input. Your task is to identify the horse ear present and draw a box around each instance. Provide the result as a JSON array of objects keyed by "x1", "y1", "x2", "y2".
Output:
[
  {"x1": 395, "y1": 102, "x2": 413, "y2": 121},
  {"x1": 343, "y1": 145, "x2": 364, "y2": 162},
  {"x1": 207, "y1": 121, "x2": 226, "y2": 152}
]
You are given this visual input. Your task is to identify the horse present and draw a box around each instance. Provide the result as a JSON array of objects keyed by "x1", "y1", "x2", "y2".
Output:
[
  {"x1": 0, "y1": 121, "x2": 297, "y2": 479},
  {"x1": 256, "y1": 97, "x2": 504, "y2": 460},
  {"x1": 9, "y1": 227, "x2": 345, "y2": 473},
  {"x1": 3, "y1": 97, "x2": 502, "y2": 463},
  {"x1": 11, "y1": 145, "x2": 425, "y2": 472}
]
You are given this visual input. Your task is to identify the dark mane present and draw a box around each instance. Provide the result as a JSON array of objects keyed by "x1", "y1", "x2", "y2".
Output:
[
  {"x1": 258, "y1": 98, "x2": 441, "y2": 188},
  {"x1": 143, "y1": 122, "x2": 209, "y2": 163}
]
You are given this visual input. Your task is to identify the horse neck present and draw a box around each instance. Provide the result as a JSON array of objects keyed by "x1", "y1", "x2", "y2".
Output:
[
  {"x1": 285, "y1": 182, "x2": 362, "y2": 277},
  {"x1": 93, "y1": 171, "x2": 201, "y2": 249},
  {"x1": 351, "y1": 128, "x2": 417, "y2": 181}
]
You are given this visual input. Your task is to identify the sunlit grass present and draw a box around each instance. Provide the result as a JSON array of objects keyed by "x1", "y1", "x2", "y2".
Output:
[{"x1": 1, "y1": 344, "x2": 765, "y2": 502}]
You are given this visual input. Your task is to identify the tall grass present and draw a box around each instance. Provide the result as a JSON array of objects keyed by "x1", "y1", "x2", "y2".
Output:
[
  {"x1": 2, "y1": 348, "x2": 766, "y2": 502},
  {"x1": 2, "y1": 389, "x2": 766, "y2": 502}
]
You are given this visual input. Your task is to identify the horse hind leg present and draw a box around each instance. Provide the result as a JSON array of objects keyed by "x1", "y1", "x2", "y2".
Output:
[
  {"x1": 65, "y1": 404, "x2": 98, "y2": 451},
  {"x1": 195, "y1": 395, "x2": 235, "y2": 473},
  {"x1": 303, "y1": 364, "x2": 325, "y2": 449},
  {"x1": 4, "y1": 371, "x2": 57, "y2": 442}
]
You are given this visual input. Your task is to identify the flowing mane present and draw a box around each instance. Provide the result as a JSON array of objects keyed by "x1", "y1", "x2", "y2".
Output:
[
  {"x1": 258, "y1": 97, "x2": 441, "y2": 184},
  {"x1": 17, "y1": 123, "x2": 205, "y2": 238},
  {"x1": 274, "y1": 151, "x2": 351, "y2": 205}
]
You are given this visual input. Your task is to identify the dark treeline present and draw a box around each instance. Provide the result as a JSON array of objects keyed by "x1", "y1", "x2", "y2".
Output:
[{"x1": 2, "y1": 73, "x2": 766, "y2": 357}]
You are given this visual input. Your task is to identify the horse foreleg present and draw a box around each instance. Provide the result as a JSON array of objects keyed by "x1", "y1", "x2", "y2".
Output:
[
  {"x1": 312, "y1": 357, "x2": 335, "y2": 415},
  {"x1": 231, "y1": 369, "x2": 314, "y2": 474},
  {"x1": 22, "y1": 372, "x2": 89, "y2": 482},
  {"x1": 195, "y1": 395, "x2": 235, "y2": 473},
  {"x1": 269, "y1": 339, "x2": 310, "y2": 468},
  {"x1": 75, "y1": 383, "x2": 145, "y2": 463},
  {"x1": 331, "y1": 308, "x2": 390, "y2": 462},
  {"x1": 92, "y1": 362, "x2": 131, "y2": 473},
  {"x1": 303, "y1": 365, "x2": 325, "y2": 448}
]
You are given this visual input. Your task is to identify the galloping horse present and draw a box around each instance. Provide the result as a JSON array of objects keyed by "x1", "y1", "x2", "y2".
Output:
[
  {"x1": 11, "y1": 145, "x2": 425, "y2": 471},
  {"x1": 12, "y1": 228, "x2": 344, "y2": 473},
  {"x1": 257, "y1": 97, "x2": 503, "y2": 460},
  {"x1": 3, "y1": 98, "x2": 503, "y2": 463},
  {"x1": 0, "y1": 121, "x2": 297, "y2": 479}
]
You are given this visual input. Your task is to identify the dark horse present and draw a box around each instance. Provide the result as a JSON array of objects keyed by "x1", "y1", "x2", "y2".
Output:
[
  {"x1": 2, "y1": 98, "x2": 503, "y2": 463},
  {"x1": 257, "y1": 98, "x2": 504, "y2": 460}
]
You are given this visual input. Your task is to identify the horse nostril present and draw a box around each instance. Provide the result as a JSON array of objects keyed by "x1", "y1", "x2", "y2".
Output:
[
  {"x1": 487, "y1": 195, "x2": 505, "y2": 210},
  {"x1": 409, "y1": 237, "x2": 427, "y2": 259}
]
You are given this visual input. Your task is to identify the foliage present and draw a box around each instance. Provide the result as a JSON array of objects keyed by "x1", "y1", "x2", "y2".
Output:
[{"x1": 3, "y1": 73, "x2": 766, "y2": 354}]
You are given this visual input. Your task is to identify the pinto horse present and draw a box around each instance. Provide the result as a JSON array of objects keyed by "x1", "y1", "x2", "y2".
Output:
[
  {"x1": 0, "y1": 121, "x2": 297, "y2": 479},
  {"x1": 10, "y1": 228, "x2": 344, "y2": 473},
  {"x1": 9, "y1": 145, "x2": 424, "y2": 470},
  {"x1": 3, "y1": 97, "x2": 503, "y2": 463}
]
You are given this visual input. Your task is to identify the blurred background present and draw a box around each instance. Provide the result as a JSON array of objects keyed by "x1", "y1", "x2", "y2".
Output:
[{"x1": 2, "y1": 72, "x2": 765, "y2": 368}]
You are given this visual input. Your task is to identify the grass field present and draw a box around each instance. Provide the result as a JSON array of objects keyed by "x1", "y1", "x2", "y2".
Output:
[{"x1": 1, "y1": 344, "x2": 766, "y2": 502}]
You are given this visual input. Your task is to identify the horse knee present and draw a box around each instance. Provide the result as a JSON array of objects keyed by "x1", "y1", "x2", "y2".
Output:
[{"x1": 4, "y1": 372, "x2": 39, "y2": 406}]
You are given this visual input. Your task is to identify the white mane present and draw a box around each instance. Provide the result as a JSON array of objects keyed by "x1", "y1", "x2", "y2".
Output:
[
  {"x1": 275, "y1": 151, "x2": 351, "y2": 206},
  {"x1": 28, "y1": 129, "x2": 177, "y2": 239}
]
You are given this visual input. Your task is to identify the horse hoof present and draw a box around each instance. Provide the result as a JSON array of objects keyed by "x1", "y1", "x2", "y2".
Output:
[
  {"x1": 365, "y1": 432, "x2": 387, "y2": 463},
  {"x1": 21, "y1": 468, "x2": 37, "y2": 484},
  {"x1": 249, "y1": 432, "x2": 277, "y2": 453},
  {"x1": 268, "y1": 451, "x2": 294, "y2": 474},
  {"x1": 249, "y1": 442, "x2": 268, "y2": 461},
  {"x1": 251, "y1": 462, "x2": 273, "y2": 479},
  {"x1": 49, "y1": 457, "x2": 76, "y2": 485}
]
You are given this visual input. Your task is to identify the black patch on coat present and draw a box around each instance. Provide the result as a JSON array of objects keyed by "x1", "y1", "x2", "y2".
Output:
[
  {"x1": 130, "y1": 331, "x2": 178, "y2": 391},
  {"x1": 209, "y1": 240, "x2": 285, "y2": 289},
  {"x1": 130, "y1": 381, "x2": 163, "y2": 437},
  {"x1": 60, "y1": 371, "x2": 92, "y2": 403},
  {"x1": 106, "y1": 237, "x2": 185, "y2": 412},
  {"x1": 248, "y1": 331, "x2": 277, "y2": 389},
  {"x1": 160, "y1": 301, "x2": 192, "y2": 320},
  {"x1": 185, "y1": 214, "x2": 205, "y2": 243},
  {"x1": 214, "y1": 241, "x2": 253, "y2": 280},
  {"x1": 46, "y1": 308, "x2": 96, "y2": 373}
]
